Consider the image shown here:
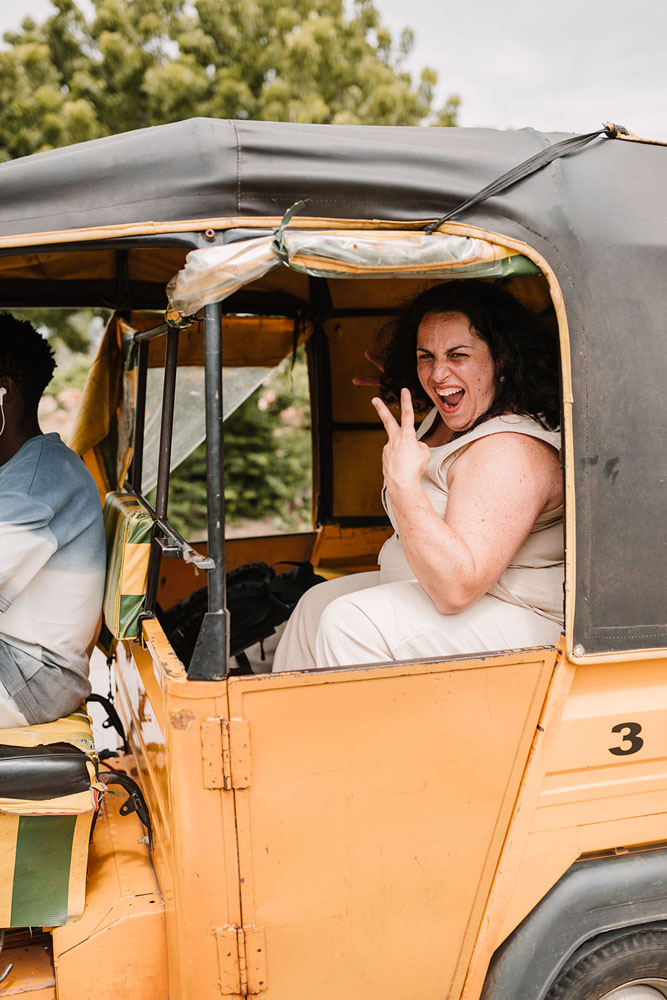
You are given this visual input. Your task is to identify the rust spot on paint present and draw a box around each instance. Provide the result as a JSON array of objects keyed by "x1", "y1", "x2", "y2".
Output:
[{"x1": 170, "y1": 709, "x2": 196, "y2": 730}]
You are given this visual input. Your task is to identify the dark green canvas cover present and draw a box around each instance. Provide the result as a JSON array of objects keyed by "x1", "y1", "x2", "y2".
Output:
[{"x1": 0, "y1": 118, "x2": 664, "y2": 656}]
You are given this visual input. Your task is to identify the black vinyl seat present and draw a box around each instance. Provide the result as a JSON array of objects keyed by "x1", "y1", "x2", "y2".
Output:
[{"x1": 0, "y1": 742, "x2": 92, "y2": 800}]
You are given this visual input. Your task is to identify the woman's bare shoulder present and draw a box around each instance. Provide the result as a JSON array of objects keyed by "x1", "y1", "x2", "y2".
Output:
[
  {"x1": 456, "y1": 428, "x2": 559, "y2": 466},
  {"x1": 449, "y1": 430, "x2": 562, "y2": 496}
]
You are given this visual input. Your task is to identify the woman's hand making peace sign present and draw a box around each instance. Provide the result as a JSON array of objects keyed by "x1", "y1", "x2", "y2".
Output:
[
  {"x1": 370, "y1": 386, "x2": 561, "y2": 618},
  {"x1": 372, "y1": 388, "x2": 430, "y2": 495}
]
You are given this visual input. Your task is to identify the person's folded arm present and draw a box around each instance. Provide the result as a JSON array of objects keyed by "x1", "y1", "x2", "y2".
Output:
[{"x1": 0, "y1": 493, "x2": 56, "y2": 610}]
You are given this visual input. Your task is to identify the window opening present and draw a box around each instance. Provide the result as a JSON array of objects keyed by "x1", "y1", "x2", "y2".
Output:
[{"x1": 140, "y1": 364, "x2": 272, "y2": 496}]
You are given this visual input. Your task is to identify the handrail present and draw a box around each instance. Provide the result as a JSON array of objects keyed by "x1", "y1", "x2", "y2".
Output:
[
  {"x1": 134, "y1": 322, "x2": 170, "y2": 343},
  {"x1": 188, "y1": 300, "x2": 230, "y2": 680}
]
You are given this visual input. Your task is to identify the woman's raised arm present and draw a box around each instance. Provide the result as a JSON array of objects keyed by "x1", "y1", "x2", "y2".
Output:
[{"x1": 374, "y1": 389, "x2": 562, "y2": 614}]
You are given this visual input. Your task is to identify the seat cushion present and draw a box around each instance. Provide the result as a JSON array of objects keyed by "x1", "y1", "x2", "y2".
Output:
[
  {"x1": 0, "y1": 709, "x2": 99, "y2": 926},
  {"x1": 102, "y1": 490, "x2": 153, "y2": 640},
  {"x1": 0, "y1": 709, "x2": 98, "y2": 816},
  {"x1": 0, "y1": 742, "x2": 92, "y2": 800}
]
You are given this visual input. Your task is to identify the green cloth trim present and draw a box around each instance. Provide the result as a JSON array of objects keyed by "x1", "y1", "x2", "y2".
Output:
[
  {"x1": 288, "y1": 253, "x2": 541, "y2": 280},
  {"x1": 11, "y1": 815, "x2": 76, "y2": 926},
  {"x1": 118, "y1": 593, "x2": 146, "y2": 638},
  {"x1": 103, "y1": 491, "x2": 153, "y2": 639}
]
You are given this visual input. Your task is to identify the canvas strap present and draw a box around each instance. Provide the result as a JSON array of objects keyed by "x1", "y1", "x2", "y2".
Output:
[{"x1": 424, "y1": 123, "x2": 626, "y2": 234}]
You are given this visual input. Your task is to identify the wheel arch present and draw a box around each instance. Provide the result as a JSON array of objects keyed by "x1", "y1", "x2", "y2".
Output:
[{"x1": 480, "y1": 847, "x2": 667, "y2": 1000}]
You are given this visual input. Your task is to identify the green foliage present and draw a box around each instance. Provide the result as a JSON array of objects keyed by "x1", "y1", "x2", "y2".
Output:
[
  {"x1": 42, "y1": 354, "x2": 93, "y2": 396},
  {"x1": 0, "y1": 0, "x2": 460, "y2": 531},
  {"x1": 0, "y1": 0, "x2": 459, "y2": 160},
  {"x1": 165, "y1": 349, "x2": 312, "y2": 537},
  {"x1": 161, "y1": 441, "x2": 208, "y2": 537},
  {"x1": 12, "y1": 308, "x2": 110, "y2": 354}
]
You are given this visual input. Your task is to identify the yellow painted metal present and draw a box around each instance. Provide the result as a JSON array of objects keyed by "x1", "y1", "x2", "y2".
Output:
[
  {"x1": 106, "y1": 614, "x2": 667, "y2": 1000},
  {"x1": 228, "y1": 720, "x2": 252, "y2": 789},
  {"x1": 309, "y1": 524, "x2": 392, "y2": 574},
  {"x1": 224, "y1": 533, "x2": 316, "y2": 573},
  {"x1": 201, "y1": 718, "x2": 227, "y2": 789},
  {"x1": 525, "y1": 656, "x2": 667, "y2": 862},
  {"x1": 225, "y1": 648, "x2": 555, "y2": 1000},
  {"x1": 460, "y1": 647, "x2": 667, "y2": 998},
  {"x1": 64, "y1": 814, "x2": 96, "y2": 922},
  {"x1": 242, "y1": 926, "x2": 267, "y2": 995},
  {"x1": 459, "y1": 644, "x2": 577, "y2": 999},
  {"x1": 0, "y1": 942, "x2": 55, "y2": 998},
  {"x1": 0, "y1": 814, "x2": 19, "y2": 921},
  {"x1": 216, "y1": 927, "x2": 243, "y2": 995},
  {"x1": 51, "y1": 774, "x2": 167, "y2": 1000},
  {"x1": 115, "y1": 620, "x2": 243, "y2": 1000},
  {"x1": 145, "y1": 315, "x2": 310, "y2": 369},
  {"x1": 332, "y1": 429, "x2": 386, "y2": 518}
]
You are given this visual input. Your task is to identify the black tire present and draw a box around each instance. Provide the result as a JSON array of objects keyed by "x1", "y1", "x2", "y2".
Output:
[{"x1": 546, "y1": 929, "x2": 667, "y2": 999}]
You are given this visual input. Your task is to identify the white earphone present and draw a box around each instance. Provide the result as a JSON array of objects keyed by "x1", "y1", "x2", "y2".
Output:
[{"x1": 0, "y1": 386, "x2": 6, "y2": 437}]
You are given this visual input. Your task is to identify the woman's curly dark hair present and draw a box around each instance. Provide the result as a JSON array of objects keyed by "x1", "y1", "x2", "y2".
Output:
[{"x1": 379, "y1": 279, "x2": 560, "y2": 431}]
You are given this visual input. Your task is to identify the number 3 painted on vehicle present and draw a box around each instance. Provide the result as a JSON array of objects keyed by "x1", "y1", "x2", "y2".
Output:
[{"x1": 609, "y1": 722, "x2": 644, "y2": 756}]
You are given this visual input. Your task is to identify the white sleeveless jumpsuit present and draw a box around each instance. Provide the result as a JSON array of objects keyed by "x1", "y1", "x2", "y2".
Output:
[{"x1": 272, "y1": 412, "x2": 564, "y2": 672}]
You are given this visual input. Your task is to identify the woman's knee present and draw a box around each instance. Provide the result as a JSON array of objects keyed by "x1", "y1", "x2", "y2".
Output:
[
  {"x1": 316, "y1": 593, "x2": 390, "y2": 666},
  {"x1": 318, "y1": 593, "x2": 359, "y2": 637}
]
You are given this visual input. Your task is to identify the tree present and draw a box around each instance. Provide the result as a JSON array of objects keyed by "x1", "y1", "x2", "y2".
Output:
[
  {"x1": 161, "y1": 349, "x2": 312, "y2": 536},
  {"x1": 0, "y1": 0, "x2": 458, "y2": 162},
  {"x1": 0, "y1": 0, "x2": 460, "y2": 529}
]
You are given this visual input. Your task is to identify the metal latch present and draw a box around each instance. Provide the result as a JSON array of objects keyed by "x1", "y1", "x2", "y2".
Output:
[{"x1": 201, "y1": 718, "x2": 251, "y2": 790}]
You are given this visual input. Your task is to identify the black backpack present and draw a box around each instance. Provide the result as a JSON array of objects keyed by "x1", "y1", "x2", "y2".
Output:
[{"x1": 158, "y1": 561, "x2": 325, "y2": 671}]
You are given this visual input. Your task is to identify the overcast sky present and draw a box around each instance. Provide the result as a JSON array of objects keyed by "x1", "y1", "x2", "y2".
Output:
[
  {"x1": 2, "y1": 0, "x2": 666, "y2": 141},
  {"x1": 375, "y1": 0, "x2": 667, "y2": 141}
]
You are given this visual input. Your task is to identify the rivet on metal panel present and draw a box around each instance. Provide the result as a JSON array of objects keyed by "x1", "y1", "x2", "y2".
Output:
[
  {"x1": 573, "y1": 644, "x2": 585, "y2": 658},
  {"x1": 244, "y1": 926, "x2": 267, "y2": 994},
  {"x1": 230, "y1": 719, "x2": 252, "y2": 789},
  {"x1": 201, "y1": 718, "x2": 225, "y2": 789}
]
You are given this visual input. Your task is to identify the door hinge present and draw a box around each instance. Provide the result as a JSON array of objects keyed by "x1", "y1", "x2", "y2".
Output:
[
  {"x1": 216, "y1": 925, "x2": 267, "y2": 995},
  {"x1": 201, "y1": 718, "x2": 251, "y2": 790}
]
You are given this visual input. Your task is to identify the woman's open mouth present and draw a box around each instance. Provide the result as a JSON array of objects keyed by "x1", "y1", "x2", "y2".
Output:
[{"x1": 436, "y1": 387, "x2": 465, "y2": 412}]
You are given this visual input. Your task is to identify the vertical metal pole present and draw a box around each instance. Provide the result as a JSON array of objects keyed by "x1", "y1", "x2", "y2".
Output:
[
  {"x1": 143, "y1": 328, "x2": 179, "y2": 615},
  {"x1": 309, "y1": 278, "x2": 334, "y2": 525},
  {"x1": 154, "y1": 328, "x2": 179, "y2": 520},
  {"x1": 203, "y1": 302, "x2": 226, "y2": 613},
  {"x1": 188, "y1": 301, "x2": 229, "y2": 680},
  {"x1": 130, "y1": 340, "x2": 148, "y2": 493}
]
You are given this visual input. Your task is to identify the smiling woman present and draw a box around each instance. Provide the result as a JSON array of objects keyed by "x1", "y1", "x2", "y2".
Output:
[
  {"x1": 272, "y1": 279, "x2": 564, "y2": 672},
  {"x1": 415, "y1": 311, "x2": 496, "y2": 440}
]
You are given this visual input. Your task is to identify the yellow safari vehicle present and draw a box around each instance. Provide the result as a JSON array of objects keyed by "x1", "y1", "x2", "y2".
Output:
[{"x1": 0, "y1": 118, "x2": 666, "y2": 1000}]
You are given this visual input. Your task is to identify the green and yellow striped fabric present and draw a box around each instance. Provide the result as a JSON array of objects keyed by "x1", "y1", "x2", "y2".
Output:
[
  {"x1": 0, "y1": 710, "x2": 97, "y2": 927},
  {"x1": 0, "y1": 812, "x2": 94, "y2": 926},
  {"x1": 102, "y1": 491, "x2": 153, "y2": 640}
]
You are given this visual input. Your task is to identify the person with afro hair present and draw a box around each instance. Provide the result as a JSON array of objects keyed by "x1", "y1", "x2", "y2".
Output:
[{"x1": 0, "y1": 315, "x2": 105, "y2": 725}]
